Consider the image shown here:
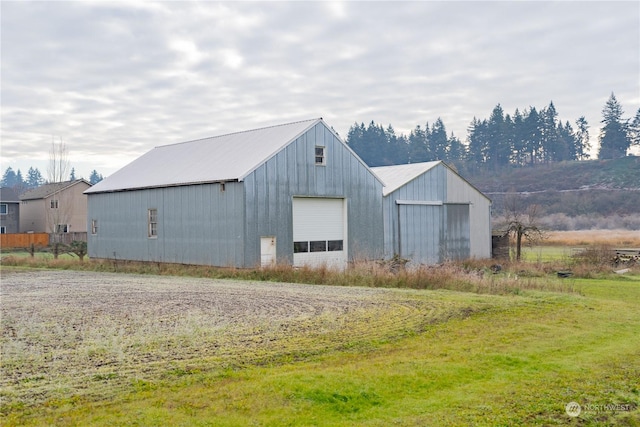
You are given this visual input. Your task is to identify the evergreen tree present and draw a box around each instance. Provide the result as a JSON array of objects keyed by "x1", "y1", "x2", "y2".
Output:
[
  {"x1": 408, "y1": 125, "x2": 428, "y2": 163},
  {"x1": 629, "y1": 108, "x2": 640, "y2": 148},
  {"x1": 429, "y1": 118, "x2": 448, "y2": 161},
  {"x1": 554, "y1": 121, "x2": 575, "y2": 162},
  {"x1": 486, "y1": 104, "x2": 510, "y2": 170},
  {"x1": 362, "y1": 121, "x2": 388, "y2": 166},
  {"x1": 574, "y1": 116, "x2": 591, "y2": 160},
  {"x1": 27, "y1": 167, "x2": 44, "y2": 188},
  {"x1": 89, "y1": 170, "x2": 104, "y2": 185},
  {"x1": 503, "y1": 113, "x2": 516, "y2": 165},
  {"x1": 598, "y1": 93, "x2": 630, "y2": 159},
  {"x1": 467, "y1": 117, "x2": 489, "y2": 167},
  {"x1": 447, "y1": 133, "x2": 467, "y2": 163},
  {"x1": 14, "y1": 169, "x2": 26, "y2": 193},
  {"x1": 511, "y1": 109, "x2": 527, "y2": 166},
  {"x1": 385, "y1": 125, "x2": 409, "y2": 164},
  {"x1": 70, "y1": 167, "x2": 76, "y2": 180},
  {"x1": 1, "y1": 167, "x2": 18, "y2": 188},
  {"x1": 523, "y1": 107, "x2": 543, "y2": 165},
  {"x1": 346, "y1": 122, "x2": 367, "y2": 163},
  {"x1": 540, "y1": 102, "x2": 559, "y2": 163}
]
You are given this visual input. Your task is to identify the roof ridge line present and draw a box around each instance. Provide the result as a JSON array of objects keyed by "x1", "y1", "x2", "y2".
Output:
[{"x1": 157, "y1": 118, "x2": 323, "y2": 148}]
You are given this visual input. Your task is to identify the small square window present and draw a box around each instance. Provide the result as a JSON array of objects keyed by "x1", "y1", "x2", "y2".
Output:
[
  {"x1": 0, "y1": 226, "x2": 6, "y2": 234},
  {"x1": 327, "y1": 240, "x2": 343, "y2": 251},
  {"x1": 91, "y1": 219, "x2": 98, "y2": 235},
  {"x1": 50, "y1": 199, "x2": 59, "y2": 209},
  {"x1": 315, "y1": 146, "x2": 325, "y2": 165},
  {"x1": 310, "y1": 241, "x2": 327, "y2": 252},
  {"x1": 0, "y1": 204, "x2": 7, "y2": 215},
  {"x1": 293, "y1": 241, "x2": 309, "y2": 253}
]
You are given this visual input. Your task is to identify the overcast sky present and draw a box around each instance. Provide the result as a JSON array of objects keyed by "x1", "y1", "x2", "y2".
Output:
[{"x1": 2, "y1": 1, "x2": 639, "y2": 180}]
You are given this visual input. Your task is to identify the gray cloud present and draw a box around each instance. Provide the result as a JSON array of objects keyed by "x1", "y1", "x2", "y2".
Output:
[{"x1": 2, "y1": 1, "x2": 638, "y2": 179}]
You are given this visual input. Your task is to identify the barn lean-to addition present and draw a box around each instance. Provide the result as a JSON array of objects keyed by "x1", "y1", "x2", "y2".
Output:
[
  {"x1": 85, "y1": 119, "x2": 384, "y2": 268},
  {"x1": 86, "y1": 118, "x2": 492, "y2": 268},
  {"x1": 371, "y1": 161, "x2": 492, "y2": 265}
]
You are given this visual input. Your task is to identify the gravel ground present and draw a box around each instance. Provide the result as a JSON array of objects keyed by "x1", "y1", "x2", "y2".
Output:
[{"x1": 0, "y1": 269, "x2": 469, "y2": 410}]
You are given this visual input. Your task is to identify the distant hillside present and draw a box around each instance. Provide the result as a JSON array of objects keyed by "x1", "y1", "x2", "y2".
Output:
[{"x1": 460, "y1": 156, "x2": 640, "y2": 230}]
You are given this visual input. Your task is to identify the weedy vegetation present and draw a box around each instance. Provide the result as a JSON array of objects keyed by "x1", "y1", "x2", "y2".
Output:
[{"x1": 1, "y1": 230, "x2": 639, "y2": 426}]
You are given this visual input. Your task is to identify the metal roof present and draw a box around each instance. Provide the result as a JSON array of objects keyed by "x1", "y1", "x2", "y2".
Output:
[
  {"x1": 85, "y1": 118, "x2": 323, "y2": 194},
  {"x1": 371, "y1": 161, "x2": 441, "y2": 196},
  {"x1": 19, "y1": 179, "x2": 91, "y2": 200}
]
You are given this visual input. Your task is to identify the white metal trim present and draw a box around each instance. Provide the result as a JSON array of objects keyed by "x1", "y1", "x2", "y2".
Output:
[{"x1": 395, "y1": 200, "x2": 443, "y2": 206}]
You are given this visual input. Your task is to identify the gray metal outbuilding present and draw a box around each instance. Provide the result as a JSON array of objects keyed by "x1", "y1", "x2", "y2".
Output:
[
  {"x1": 371, "y1": 161, "x2": 492, "y2": 265},
  {"x1": 85, "y1": 118, "x2": 384, "y2": 268}
]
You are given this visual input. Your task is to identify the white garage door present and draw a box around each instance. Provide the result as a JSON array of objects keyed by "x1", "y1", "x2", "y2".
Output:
[{"x1": 292, "y1": 197, "x2": 347, "y2": 268}]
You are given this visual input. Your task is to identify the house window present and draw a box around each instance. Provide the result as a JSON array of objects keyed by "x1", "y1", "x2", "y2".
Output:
[
  {"x1": 0, "y1": 226, "x2": 5, "y2": 234},
  {"x1": 50, "y1": 199, "x2": 59, "y2": 209},
  {"x1": 91, "y1": 219, "x2": 98, "y2": 235},
  {"x1": 56, "y1": 224, "x2": 69, "y2": 233},
  {"x1": 148, "y1": 208, "x2": 158, "y2": 238},
  {"x1": 0, "y1": 204, "x2": 6, "y2": 215},
  {"x1": 315, "y1": 146, "x2": 326, "y2": 165}
]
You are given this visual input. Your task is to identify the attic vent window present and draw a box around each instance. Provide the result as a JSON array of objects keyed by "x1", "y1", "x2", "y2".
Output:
[{"x1": 315, "y1": 146, "x2": 326, "y2": 165}]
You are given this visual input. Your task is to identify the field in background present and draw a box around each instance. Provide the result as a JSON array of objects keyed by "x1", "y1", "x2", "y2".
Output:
[{"x1": 544, "y1": 229, "x2": 640, "y2": 247}]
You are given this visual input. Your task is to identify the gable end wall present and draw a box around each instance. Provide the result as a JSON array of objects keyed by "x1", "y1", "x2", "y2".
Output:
[{"x1": 243, "y1": 122, "x2": 384, "y2": 266}]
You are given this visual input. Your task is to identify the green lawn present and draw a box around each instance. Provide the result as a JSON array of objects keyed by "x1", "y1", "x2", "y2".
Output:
[
  {"x1": 3, "y1": 273, "x2": 639, "y2": 426},
  {"x1": 0, "y1": 250, "x2": 77, "y2": 260}
]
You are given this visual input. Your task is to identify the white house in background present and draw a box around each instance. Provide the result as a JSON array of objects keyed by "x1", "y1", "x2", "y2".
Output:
[{"x1": 371, "y1": 161, "x2": 492, "y2": 265}]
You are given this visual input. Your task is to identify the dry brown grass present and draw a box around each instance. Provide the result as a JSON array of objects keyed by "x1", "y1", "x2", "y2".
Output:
[{"x1": 543, "y1": 229, "x2": 640, "y2": 247}]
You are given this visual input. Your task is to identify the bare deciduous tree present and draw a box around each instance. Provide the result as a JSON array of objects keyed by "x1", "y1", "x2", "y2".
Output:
[
  {"x1": 46, "y1": 137, "x2": 73, "y2": 256},
  {"x1": 503, "y1": 192, "x2": 546, "y2": 261},
  {"x1": 48, "y1": 136, "x2": 70, "y2": 184}
]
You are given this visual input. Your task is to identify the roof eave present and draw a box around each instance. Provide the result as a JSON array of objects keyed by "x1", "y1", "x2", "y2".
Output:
[{"x1": 84, "y1": 178, "x2": 240, "y2": 195}]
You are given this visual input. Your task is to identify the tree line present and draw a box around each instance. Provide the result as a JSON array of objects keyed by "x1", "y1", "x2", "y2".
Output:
[
  {"x1": 3, "y1": 93, "x2": 638, "y2": 193},
  {"x1": 1, "y1": 166, "x2": 104, "y2": 193},
  {"x1": 346, "y1": 93, "x2": 640, "y2": 170}
]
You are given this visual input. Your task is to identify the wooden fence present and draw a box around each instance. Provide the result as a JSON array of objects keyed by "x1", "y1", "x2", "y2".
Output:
[
  {"x1": 49, "y1": 232, "x2": 88, "y2": 245},
  {"x1": 1, "y1": 233, "x2": 49, "y2": 249}
]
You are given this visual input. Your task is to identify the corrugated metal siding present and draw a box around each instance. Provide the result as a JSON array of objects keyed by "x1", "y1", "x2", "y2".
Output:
[
  {"x1": 382, "y1": 166, "x2": 446, "y2": 259},
  {"x1": 87, "y1": 182, "x2": 244, "y2": 266},
  {"x1": 382, "y1": 163, "x2": 488, "y2": 264},
  {"x1": 243, "y1": 122, "x2": 383, "y2": 266},
  {"x1": 445, "y1": 169, "x2": 491, "y2": 259},
  {"x1": 444, "y1": 204, "x2": 471, "y2": 260},
  {"x1": 398, "y1": 204, "x2": 443, "y2": 264}
]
